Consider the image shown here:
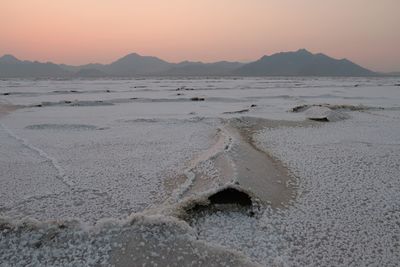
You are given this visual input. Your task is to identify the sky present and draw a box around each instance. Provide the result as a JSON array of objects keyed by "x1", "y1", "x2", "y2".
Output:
[{"x1": 1, "y1": 0, "x2": 399, "y2": 72}]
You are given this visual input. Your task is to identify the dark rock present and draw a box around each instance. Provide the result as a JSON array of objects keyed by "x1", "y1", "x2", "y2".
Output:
[
  {"x1": 190, "y1": 97, "x2": 205, "y2": 101},
  {"x1": 291, "y1": 104, "x2": 309, "y2": 112},
  {"x1": 176, "y1": 86, "x2": 194, "y2": 91}
]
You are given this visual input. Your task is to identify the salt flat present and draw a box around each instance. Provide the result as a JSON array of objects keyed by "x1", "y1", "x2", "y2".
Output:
[{"x1": 1, "y1": 77, "x2": 399, "y2": 266}]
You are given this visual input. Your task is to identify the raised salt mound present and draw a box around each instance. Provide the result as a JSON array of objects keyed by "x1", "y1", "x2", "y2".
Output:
[{"x1": 304, "y1": 106, "x2": 349, "y2": 122}]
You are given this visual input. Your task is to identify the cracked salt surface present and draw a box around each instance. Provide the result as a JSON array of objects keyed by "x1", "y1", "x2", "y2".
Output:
[{"x1": 191, "y1": 110, "x2": 400, "y2": 266}]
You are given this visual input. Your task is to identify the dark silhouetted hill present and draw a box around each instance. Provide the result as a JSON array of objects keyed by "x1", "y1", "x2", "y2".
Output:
[
  {"x1": 104, "y1": 53, "x2": 172, "y2": 76},
  {"x1": 0, "y1": 55, "x2": 71, "y2": 78},
  {"x1": 235, "y1": 49, "x2": 375, "y2": 76},
  {"x1": 0, "y1": 50, "x2": 378, "y2": 77}
]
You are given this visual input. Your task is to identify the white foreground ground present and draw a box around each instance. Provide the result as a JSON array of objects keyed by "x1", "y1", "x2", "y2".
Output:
[{"x1": 1, "y1": 77, "x2": 399, "y2": 266}]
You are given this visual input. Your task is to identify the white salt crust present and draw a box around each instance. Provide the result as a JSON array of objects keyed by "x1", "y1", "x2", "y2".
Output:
[
  {"x1": 192, "y1": 110, "x2": 400, "y2": 266},
  {"x1": 1, "y1": 77, "x2": 400, "y2": 266}
]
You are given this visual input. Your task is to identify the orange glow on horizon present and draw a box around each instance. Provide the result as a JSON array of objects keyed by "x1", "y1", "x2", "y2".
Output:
[{"x1": 1, "y1": 0, "x2": 399, "y2": 72}]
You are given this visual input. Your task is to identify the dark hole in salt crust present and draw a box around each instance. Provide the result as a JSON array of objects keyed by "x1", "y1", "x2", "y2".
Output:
[
  {"x1": 208, "y1": 188, "x2": 252, "y2": 206},
  {"x1": 308, "y1": 117, "x2": 329, "y2": 122},
  {"x1": 181, "y1": 187, "x2": 254, "y2": 221}
]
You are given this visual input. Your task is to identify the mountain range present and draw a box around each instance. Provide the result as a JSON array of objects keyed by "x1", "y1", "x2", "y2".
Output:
[{"x1": 0, "y1": 49, "x2": 382, "y2": 78}]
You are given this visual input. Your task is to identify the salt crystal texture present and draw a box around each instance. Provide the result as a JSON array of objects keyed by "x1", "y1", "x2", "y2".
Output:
[{"x1": 1, "y1": 77, "x2": 400, "y2": 266}]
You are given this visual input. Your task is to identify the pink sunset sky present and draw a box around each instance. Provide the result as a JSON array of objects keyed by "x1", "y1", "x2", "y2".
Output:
[{"x1": 1, "y1": 0, "x2": 399, "y2": 72}]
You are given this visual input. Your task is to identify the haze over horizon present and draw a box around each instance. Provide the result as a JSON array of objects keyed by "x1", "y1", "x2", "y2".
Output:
[{"x1": 1, "y1": 0, "x2": 400, "y2": 72}]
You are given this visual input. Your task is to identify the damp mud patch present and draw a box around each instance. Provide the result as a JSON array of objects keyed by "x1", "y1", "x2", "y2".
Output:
[
  {"x1": 25, "y1": 124, "x2": 99, "y2": 131},
  {"x1": 109, "y1": 215, "x2": 259, "y2": 267},
  {"x1": 1, "y1": 214, "x2": 259, "y2": 266},
  {"x1": 174, "y1": 117, "x2": 299, "y2": 210},
  {"x1": 225, "y1": 118, "x2": 298, "y2": 207}
]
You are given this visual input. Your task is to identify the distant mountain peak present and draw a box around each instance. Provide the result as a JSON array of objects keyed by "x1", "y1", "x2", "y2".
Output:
[
  {"x1": 112, "y1": 53, "x2": 142, "y2": 63},
  {"x1": 0, "y1": 54, "x2": 20, "y2": 63},
  {"x1": 296, "y1": 48, "x2": 311, "y2": 54},
  {"x1": 112, "y1": 52, "x2": 167, "y2": 64},
  {"x1": 107, "y1": 52, "x2": 171, "y2": 76},
  {"x1": 260, "y1": 49, "x2": 312, "y2": 60},
  {"x1": 121, "y1": 52, "x2": 141, "y2": 58},
  {"x1": 235, "y1": 49, "x2": 374, "y2": 76}
]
